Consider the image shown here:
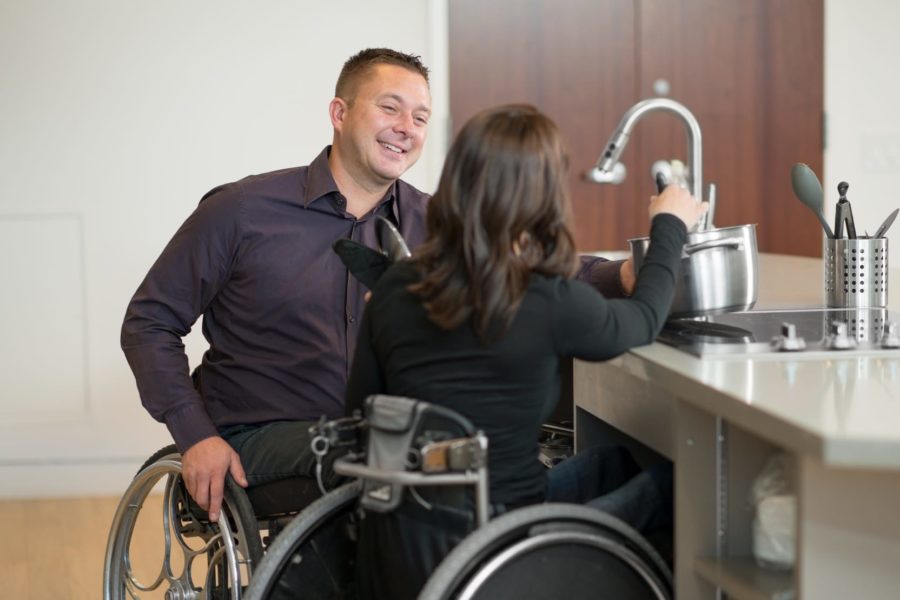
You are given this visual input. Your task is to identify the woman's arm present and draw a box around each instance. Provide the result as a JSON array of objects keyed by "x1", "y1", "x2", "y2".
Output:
[{"x1": 554, "y1": 213, "x2": 687, "y2": 360}]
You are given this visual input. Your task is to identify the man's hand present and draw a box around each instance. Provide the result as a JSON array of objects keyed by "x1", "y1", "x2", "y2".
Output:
[
  {"x1": 619, "y1": 258, "x2": 636, "y2": 296},
  {"x1": 181, "y1": 436, "x2": 248, "y2": 522}
]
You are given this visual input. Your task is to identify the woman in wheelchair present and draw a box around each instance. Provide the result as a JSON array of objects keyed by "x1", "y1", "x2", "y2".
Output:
[{"x1": 342, "y1": 104, "x2": 707, "y2": 599}]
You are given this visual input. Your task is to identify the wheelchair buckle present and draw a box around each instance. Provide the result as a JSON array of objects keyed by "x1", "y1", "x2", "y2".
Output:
[
  {"x1": 367, "y1": 484, "x2": 393, "y2": 502},
  {"x1": 421, "y1": 437, "x2": 485, "y2": 472},
  {"x1": 421, "y1": 441, "x2": 450, "y2": 472}
]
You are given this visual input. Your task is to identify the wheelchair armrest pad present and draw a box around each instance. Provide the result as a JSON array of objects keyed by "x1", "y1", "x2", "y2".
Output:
[
  {"x1": 332, "y1": 239, "x2": 393, "y2": 291},
  {"x1": 366, "y1": 394, "x2": 419, "y2": 432}
]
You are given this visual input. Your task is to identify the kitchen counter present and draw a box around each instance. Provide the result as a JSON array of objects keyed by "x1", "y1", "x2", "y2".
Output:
[{"x1": 572, "y1": 253, "x2": 900, "y2": 599}]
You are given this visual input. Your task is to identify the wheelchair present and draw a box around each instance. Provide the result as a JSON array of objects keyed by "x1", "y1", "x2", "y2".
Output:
[
  {"x1": 243, "y1": 395, "x2": 673, "y2": 600},
  {"x1": 102, "y1": 443, "x2": 322, "y2": 599}
]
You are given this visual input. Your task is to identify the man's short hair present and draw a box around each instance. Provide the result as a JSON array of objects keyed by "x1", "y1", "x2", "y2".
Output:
[{"x1": 335, "y1": 48, "x2": 430, "y2": 103}]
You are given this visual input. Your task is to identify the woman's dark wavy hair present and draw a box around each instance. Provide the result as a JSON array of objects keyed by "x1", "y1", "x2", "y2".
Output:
[{"x1": 409, "y1": 104, "x2": 578, "y2": 343}]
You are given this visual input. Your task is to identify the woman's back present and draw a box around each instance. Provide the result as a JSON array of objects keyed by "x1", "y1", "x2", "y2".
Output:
[
  {"x1": 346, "y1": 215, "x2": 685, "y2": 507},
  {"x1": 351, "y1": 260, "x2": 563, "y2": 505}
]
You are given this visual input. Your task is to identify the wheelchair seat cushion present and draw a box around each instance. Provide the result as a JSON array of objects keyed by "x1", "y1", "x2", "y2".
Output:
[{"x1": 245, "y1": 476, "x2": 323, "y2": 518}]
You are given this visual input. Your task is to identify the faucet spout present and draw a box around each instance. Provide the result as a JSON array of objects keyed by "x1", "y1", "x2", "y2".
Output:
[{"x1": 591, "y1": 98, "x2": 703, "y2": 215}]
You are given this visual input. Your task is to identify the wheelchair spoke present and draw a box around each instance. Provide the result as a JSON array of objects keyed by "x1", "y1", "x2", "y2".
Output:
[
  {"x1": 161, "y1": 473, "x2": 177, "y2": 579},
  {"x1": 123, "y1": 576, "x2": 143, "y2": 599},
  {"x1": 119, "y1": 474, "x2": 174, "y2": 593}
]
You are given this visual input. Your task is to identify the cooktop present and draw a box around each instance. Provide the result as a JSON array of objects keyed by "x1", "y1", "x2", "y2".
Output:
[{"x1": 658, "y1": 308, "x2": 900, "y2": 358}]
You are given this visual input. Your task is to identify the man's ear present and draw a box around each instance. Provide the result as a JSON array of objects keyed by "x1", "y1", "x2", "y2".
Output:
[{"x1": 329, "y1": 97, "x2": 348, "y2": 131}]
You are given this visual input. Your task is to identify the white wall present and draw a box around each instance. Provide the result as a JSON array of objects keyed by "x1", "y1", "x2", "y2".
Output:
[
  {"x1": 0, "y1": 0, "x2": 449, "y2": 498},
  {"x1": 1, "y1": 0, "x2": 897, "y2": 498},
  {"x1": 825, "y1": 0, "x2": 900, "y2": 267}
]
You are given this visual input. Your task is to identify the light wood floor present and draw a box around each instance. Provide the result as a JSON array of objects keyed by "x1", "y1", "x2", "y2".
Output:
[{"x1": 0, "y1": 494, "x2": 167, "y2": 600}]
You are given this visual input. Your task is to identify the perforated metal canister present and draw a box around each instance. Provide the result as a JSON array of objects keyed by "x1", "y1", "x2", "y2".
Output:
[{"x1": 824, "y1": 237, "x2": 889, "y2": 308}]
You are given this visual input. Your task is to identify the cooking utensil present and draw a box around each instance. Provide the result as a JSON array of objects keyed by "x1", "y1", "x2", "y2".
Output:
[
  {"x1": 703, "y1": 182, "x2": 716, "y2": 230},
  {"x1": 874, "y1": 208, "x2": 899, "y2": 239},
  {"x1": 375, "y1": 215, "x2": 412, "y2": 261},
  {"x1": 790, "y1": 163, "x2": 834, "y2": 238},
  {"x1": 833, "y1": 181, "x2": 857, "y2": 239},
  {"x1": 629, "y1": 223, "x2": 758, "y2": 317}
]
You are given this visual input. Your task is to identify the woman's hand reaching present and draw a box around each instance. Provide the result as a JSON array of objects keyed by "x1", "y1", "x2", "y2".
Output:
[{"x1": 649, "y1": 185, "x2": 708, "y2": 230}]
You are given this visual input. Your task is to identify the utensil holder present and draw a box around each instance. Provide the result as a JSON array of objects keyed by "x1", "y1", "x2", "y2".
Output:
[
  {"x1": 822, "y1": 308, "x2": 889, "y2": 343},
  {"x1": 824, "y1": 237, "x2": 889, "y2": 308}
]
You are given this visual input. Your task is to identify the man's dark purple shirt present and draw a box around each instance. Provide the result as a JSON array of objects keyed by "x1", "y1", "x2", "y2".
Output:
[{"x1": 121, "y1": 147, "x2": 624, "y2": 452}]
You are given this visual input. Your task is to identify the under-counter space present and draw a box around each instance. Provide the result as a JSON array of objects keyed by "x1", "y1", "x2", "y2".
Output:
[{"x1": 572, "y1": 253, "x2": 900, "y2": 600}]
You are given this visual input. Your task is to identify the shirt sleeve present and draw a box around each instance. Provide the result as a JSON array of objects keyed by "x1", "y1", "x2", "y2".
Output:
[
  {"x1": 120, "y1": 184, "x2": 243, "y2": 451},
  {"x1": 575, "y1": 257, "x2": 628, "y2": 298},
  {"x1": 345, "y1": 302, "x2": 386, "y2": 416},
  {"x1": 554, "y1": 214, "x2": 687, "y2": 360}
]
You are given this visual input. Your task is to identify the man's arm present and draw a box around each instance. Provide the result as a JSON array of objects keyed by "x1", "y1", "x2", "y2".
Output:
[
  {"x1": 575, "y1": 256, "x2": 636, "y2": 298},
  {"x1": 121, "y1": 184, "x2": 247, "y2": 520}
]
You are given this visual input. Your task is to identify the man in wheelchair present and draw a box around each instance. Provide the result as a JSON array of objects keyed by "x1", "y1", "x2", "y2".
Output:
[{"x1": 119, "y1": 48, "x2": 631, "y2": 526}]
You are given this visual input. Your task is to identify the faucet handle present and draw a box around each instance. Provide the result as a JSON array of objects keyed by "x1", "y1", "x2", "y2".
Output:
[
  {"x1": 651, "y1": 160, "x2": 672, "y2": 193},
  {"x1": 650, "y1": 159, "x2": 689, "y2": 190}
]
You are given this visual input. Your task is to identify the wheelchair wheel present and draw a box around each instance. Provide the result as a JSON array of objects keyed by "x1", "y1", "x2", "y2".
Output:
[
  {"x1": 104, "y1": 445, "x2": 264, "y2": 600},
  {"x1": 244, "y1": 481, "x2": 362, "y2": 600},
  {"x1": 420, "y1": 503, "x2": 673, "y2": 600}
]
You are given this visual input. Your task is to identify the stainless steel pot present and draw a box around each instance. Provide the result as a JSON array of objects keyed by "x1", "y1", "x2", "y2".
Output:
[{"x1": 629, "y1": 224, "x2": 759, "y2": 318}]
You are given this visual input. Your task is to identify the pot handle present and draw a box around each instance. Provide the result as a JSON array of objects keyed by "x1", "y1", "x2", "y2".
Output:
[{"x1": 683, "y1": 236, "x2": 744, "y2": 256}]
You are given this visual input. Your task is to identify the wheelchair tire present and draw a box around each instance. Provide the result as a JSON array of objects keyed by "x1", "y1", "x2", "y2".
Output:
[
  {"x1": 419, "y1": 503, "x2": 673, "y2": 600},
  {"x1": 244, "y1": 481, "x2": 362, "y2": 600},
  {"x1": 103, "y1": 445, "x2": 264, "y2": 600}
]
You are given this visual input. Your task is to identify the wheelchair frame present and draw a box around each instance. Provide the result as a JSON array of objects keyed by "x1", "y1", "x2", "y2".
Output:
[{"x1": 243, "y1": 395, "x2": 672, "y2": 599}]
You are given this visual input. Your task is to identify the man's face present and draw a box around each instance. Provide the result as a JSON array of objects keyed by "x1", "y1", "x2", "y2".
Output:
[{"x1": 332, "y1": 64, "x2": 432, "y2": 189}]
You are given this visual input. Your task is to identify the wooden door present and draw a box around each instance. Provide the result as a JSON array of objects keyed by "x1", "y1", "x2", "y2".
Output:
[
  {"x1": 449, "y1": 0, "x2": 824, "y2": 256},
  {"x1": 449, "y1": 0, "x2": 642, "y2": 253}
]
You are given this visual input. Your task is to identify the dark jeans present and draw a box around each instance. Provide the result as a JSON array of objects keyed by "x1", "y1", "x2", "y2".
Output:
[
  {"x1": 357, "y1": 488, "x2": 474, "y2": 600},
  {"x1": 219, "y1": 420, "x2": 322, "y2": 486},
  {"x1": 546, "y1": 445, "x2": 673, "y2": 534}
]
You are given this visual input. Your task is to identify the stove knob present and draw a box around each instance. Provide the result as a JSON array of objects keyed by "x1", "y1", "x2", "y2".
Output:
[
  {"x1": 827, "y1": 321, "x2": 858, "y2": 350},
  {"x1": 882, "y1": 321, "x2": 900, "y2": 349},
  {"x1": 771, "y1": 322, "x2": 806, "y2": 352}
]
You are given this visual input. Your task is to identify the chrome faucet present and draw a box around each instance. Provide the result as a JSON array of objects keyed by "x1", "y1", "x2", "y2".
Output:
[{"x1": 587, "y1": 98, "x2": 712, "y2": 230}]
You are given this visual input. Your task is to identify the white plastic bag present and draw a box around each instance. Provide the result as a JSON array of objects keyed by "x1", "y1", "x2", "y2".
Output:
[{"x1": 750, "y1": 453, "x2": 795, "y2": 570}]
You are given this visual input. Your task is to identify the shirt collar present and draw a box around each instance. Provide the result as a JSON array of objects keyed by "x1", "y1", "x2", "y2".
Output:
[
  {"x1": 304, "y1": 146, "x2": 401, "y2": 223},
  {"x1": 303, "y1": 147, "x2": 340, "y2": 208}
]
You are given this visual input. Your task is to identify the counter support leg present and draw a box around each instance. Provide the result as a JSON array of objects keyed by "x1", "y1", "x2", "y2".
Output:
[{"x1": 675, "y1": 400, "x2": 720, "y2": 599}]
